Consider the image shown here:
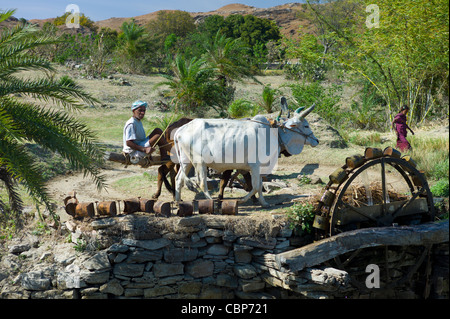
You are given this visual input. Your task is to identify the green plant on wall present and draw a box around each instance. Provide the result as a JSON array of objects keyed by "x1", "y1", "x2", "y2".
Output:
[{"x1": 285, "y1": 202, "x2": 316, "y2": 235}]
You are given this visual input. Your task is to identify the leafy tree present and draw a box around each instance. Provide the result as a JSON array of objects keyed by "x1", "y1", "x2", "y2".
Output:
[
  {"x1": 221, "y1": 15, "x2": 246, "y2": 39},
  {"x1": 300, "y1": 0, "x2": 362, "y2": 63},
  {"x1": 238, "y1": 15, "x2": 281, "y2": 49},
  {"x1": 147, "y1": 10, "x2": 196, "y2": 39},
  {"x1": 203, "y1": 31, "x2": 256, "y2": 86},
  {"x1": 196, "y1": 15, "x2": 226, "y2": 39},
  {"x1": 218, "y1": 14, "x2": 281, "y2": 58},
  {"x1": 146, "y1": 11, "x2": 197, "y2": 72},
  {"x1": 147, "y1": 9, "x2": 196, "y2": 56},
  {"x1": 259, "y1": 85, "x2": 281, "y2": 113},
  {"x1": 305, "y1": 0, "x2": 449, "y2": 125},
  {"x1": 0, "y1": 10, "x2": 105, "y2": 220},
  {"x1": 86, "y1": 28, "x2": 118, "y2": 76},
  {"x1": 356, "y1": 0, "x2": 449, "y2": 123},
  {"x1": 282, "y1": 30, "x2": 325, "y2": 80},
  {"x1": 289, "y1": 81, "x2": 343, "y2": 127}
]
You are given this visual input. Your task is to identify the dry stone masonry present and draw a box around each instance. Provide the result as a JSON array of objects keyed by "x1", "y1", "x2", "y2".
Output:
[{"x1": 0, "y1": 213, "x2": 448, "y2": 299}]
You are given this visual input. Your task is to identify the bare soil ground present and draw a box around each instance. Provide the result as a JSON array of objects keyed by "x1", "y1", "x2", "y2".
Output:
[{"x1": 13, "y1": 66, "x2": 449, "y2": 222}]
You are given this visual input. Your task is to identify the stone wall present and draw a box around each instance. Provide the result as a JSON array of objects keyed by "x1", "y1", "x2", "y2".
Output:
[{"x1": 0, "y1": 214, "x2": 448, "y2": 299}]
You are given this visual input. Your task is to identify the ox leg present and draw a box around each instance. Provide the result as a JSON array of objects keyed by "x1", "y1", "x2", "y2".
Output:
[
  {"x1": 197, "y1": 165, "x2": 212, "y2": 199},
  {"x1": 175, "y1": 162, "x2": 192, "y2": 202},
  {"x1": 256, "y1": 176, "x2": 270, "y2": 207},
  {"x1": 152, "y1": 163, "x2": 170, "y2": 199},
  {"x1": 169, "y1": 163, "x2": 178, "y2": 200},
  {"x1": 238, "y1": 168, "x2": 270, "y2": 207},
  {"x1": 242, "y1": 172, "x2": 258, "y2": 204},
  {"x1": 218, "y1": 170, "x2": 233, "y2": 200},
  {"x1": 151, "y1": 165, "x2": 164, "y2": 199}
]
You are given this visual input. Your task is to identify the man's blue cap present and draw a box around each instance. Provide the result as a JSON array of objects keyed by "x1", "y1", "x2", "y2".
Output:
[{"x1": 132, "y1": 100, "x2": 147, "y2": 111}]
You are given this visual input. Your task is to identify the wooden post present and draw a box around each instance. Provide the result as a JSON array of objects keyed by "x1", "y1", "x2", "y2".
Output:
[
  {"x1": 345, "y1": 155, "x2": 365, "y2": 169},
  {"x1": 329, "y1": 167, "x2": 348, "y2": 184},
  {"x1": 364, "y1": 147, "x2": 383, "y2": 159},
  {"x1": 383, "y1": 147, "x2": 401, "y2": 158},
  {"x1": 106, "y1": 152, "x2": 169, "y2": 167}
]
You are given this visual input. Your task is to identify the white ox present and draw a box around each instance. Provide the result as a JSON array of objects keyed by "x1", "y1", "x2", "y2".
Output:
[{"x1": 172, "y1": 104, "x2": 319, "y2": 207}]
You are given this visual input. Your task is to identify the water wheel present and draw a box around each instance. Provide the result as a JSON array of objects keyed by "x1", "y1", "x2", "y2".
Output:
[
  {"x1": 312, "y1": 148, "x2": 436, "y2": 295},
  {"x1": 314, "y1": 147, "x2": 435, "y2": 237}
]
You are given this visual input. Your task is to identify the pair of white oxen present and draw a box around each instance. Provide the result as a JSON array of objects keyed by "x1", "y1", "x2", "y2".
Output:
[{"x1": 169, "y1": 104, "x2": 319, "y2": 208}]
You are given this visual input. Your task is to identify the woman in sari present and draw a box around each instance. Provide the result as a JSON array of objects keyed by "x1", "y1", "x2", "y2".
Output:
[{"x1": 392, "y1": 105, "x2": 415, "y2": 152}]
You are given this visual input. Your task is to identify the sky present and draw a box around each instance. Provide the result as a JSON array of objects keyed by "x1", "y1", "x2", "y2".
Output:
[{"x1": 4, "y1": 0, "x2": 303, "y2": 22}]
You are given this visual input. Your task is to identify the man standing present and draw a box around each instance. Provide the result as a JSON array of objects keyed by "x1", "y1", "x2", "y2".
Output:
[{"x1": 123, "y1": 100, "x2": 171, "y2": 163}]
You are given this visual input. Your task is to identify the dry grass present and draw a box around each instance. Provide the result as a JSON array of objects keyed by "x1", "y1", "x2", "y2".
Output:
[{"x1": 339, "y1": 182, "x2": 408, "y2": 207}]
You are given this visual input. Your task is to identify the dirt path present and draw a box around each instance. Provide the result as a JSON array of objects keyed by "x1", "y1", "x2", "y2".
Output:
[
  {"x1": 47, "y1": 162, "x2": 144, "y2": 205},
  {"x1": 46, "y1": 158, "x2": 339, "y2": 219}
]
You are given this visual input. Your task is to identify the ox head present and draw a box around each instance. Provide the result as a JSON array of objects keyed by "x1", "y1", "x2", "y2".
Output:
[{"x1": 278, "y1": 103, "x2": 319, "y2": 156}]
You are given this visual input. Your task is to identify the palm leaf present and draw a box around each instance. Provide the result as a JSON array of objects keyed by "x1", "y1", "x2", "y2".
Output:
[
  {"x1": 0, "y1": 9, "x2": 107, "y2": 220},
  {"x1": 0, "y1": 75, "x2": 99, "y2": 110},
  {"x1": 0, "y1": 166, "x2": 23, "y2": 214}
]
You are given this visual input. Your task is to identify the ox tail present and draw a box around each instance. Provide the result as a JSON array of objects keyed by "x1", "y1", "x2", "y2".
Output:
[{"x1": 161, "y1": 171, "x2": 174, "y2": 195}]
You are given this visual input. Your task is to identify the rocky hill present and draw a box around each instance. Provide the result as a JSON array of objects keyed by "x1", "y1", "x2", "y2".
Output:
[{"x1": 12, "y1": 3, "x2": 311, "y2": 38}]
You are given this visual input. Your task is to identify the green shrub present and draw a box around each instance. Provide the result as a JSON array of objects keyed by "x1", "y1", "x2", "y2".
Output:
[
  {"x1": 430, "y1": 158, "x2": 449, "y2": 181},
  {"x1": 349, "y1": 100, "x2": 385, "y2": 130},
  {"x1": 430, "y1": 179, "x2": 449, "y2": 197},
  {"x1": 288, "y1": 81, "x2": 343, "y2": 127},
  {"x1": 297, "y1": 174, "x2": 312, "y2": 185},
  {"x1": 228, "y1": 99, "x2": 258, "y2": 118},
  {"x1": 348, "y1": 132, "x2": 383, "y2": 147},
  {"x1": 285, "y1": 202, "x2": 316, "y2": 235},
  {"x1": 348, "y1": 81, "x2": 386, "y2": 130}
]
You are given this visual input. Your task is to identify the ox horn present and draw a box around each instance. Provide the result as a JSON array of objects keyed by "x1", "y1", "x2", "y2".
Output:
[
  {"x1": 294, "y1": 106, "x2": 305, "y2": 114},
  {"x1": 297, "y1": 103, "x2": 315, "y2": 119},
  {"x1": 281, "y1": 97, "x2": 291, "y2": 118},
  {"x1": 277, "y1": 96, "x2": 291, "y2": 121}
]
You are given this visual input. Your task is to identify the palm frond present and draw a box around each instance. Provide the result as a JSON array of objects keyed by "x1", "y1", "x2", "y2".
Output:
[
  {"x1": 1, "y1": 97, "x2": 107, "y2": 191},
  {"x1": 0, "y1": 75, "x2": 99, "y2": 110},
  {"x1": 0, "y1": 135, "x2": 52, "y2": 215},
  {"x1": 0, "y1": 166, "x2": 23, "y2": 214},
  {"x1": 0, "y1": 11, "x2": 107, "y2": 218},
  {"x1": 0, "y1": 55, "x2": 53, "y2": 79},
  {"x1": 0, "y1": 9, "x2": 15, "y2": 24},
  {"x1": 0, "y1": 25, "x2": 59, "y2": 58}
]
